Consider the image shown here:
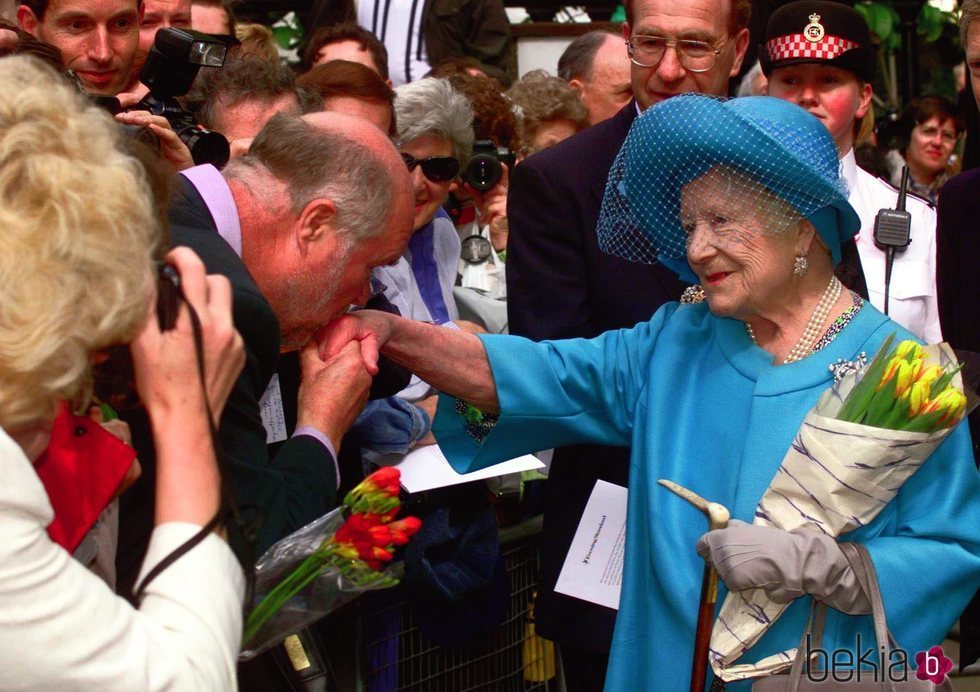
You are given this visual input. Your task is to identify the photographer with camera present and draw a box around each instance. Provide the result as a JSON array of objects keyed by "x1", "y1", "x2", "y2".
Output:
[{"x1": 0, "y1": 55, "x2": 245, "y2": 691}]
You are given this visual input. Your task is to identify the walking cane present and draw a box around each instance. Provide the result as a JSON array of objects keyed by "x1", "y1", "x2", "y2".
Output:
[{"x1": 658, "y1": 480, "x2": 730, "y2": 692}]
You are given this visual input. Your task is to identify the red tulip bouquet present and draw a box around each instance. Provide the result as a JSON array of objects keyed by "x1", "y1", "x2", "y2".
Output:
[
  {"x1": 710, "y1": 335, "x2": 975, "y2": 682},
  {"x1": 241, "y1": 467, "x2": 421, "y2": 659}
]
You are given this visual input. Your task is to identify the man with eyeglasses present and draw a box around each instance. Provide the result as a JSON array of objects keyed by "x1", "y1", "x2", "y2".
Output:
[{"x1": 504, "y1": 1, "x2": 749, "y2": 690}]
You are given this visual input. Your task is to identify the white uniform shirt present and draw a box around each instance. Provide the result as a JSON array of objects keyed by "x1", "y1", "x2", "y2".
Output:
[
  {"x1": 842, "y1": 149, "x2": 942, "y2": 343},
  {"x1": 357, "y1": 0, "x2": 429, "y2": 86}
]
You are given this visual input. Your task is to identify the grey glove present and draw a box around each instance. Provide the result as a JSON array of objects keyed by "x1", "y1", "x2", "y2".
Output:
[{"x1": 696, "y1": 520, "x2": 870, "y2": 614}]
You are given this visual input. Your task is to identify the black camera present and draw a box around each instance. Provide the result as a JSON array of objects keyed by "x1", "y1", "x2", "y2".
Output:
[
  {"x1": 155, "y1": 262, "x2": 182, "y2": 331},
  {"x1": 463, "y1": 139, "x2": 515, "y2": 191},
  {"x1": 133, "y1": 28, "x2": 231, "y2": 168}
]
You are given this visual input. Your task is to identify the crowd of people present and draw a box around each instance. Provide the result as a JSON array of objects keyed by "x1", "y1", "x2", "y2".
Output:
[{"x1": 1, "y1": 0, "x2": 979, "y2": 690}]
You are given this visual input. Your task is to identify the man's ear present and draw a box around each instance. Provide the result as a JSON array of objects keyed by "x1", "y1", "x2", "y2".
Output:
[
  {"x1": 17, "y1": 5, "x2": 40, "y2": 35},
  {"x1": 568, "y1": 78, "x2": 585, "y2": 97},
  {"x1": 297, "y1": 197, "x2": 337, "y2": 249},
  {"x1": 730, "y1": 27, "x2": 750, "y2": 77}
]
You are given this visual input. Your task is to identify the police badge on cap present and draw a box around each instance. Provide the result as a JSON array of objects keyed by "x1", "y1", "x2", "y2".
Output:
[{"x1": 759, "y1": 0, "x2": 877, "y2": 83}]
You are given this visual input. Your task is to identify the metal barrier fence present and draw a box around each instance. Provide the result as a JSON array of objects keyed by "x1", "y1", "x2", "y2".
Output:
[{"x1": 357, "y1": 517, "x2": 555, "y2": 692}]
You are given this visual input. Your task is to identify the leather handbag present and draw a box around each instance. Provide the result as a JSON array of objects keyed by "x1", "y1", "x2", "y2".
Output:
[{"x1": 752, "y1": 543, "x2": 954, "y2": 691}]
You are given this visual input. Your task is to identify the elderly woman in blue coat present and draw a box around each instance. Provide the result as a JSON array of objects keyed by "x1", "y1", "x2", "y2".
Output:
[{"x1": 318, "y1": 94, "x2": 980, "y2": 690}]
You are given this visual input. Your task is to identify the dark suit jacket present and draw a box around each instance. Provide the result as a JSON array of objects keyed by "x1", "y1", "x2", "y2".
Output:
[
  {"x1": 117, "y1": 178, "x2": 339, "y2": 594},
  {"x1": 505, "y1": 103, "x2": 686, "y2": 652},
  {"x1": 935, "y1": 167, "x2": 980, "y2": 669},
  {"x1": 936, "y1": 169, "x2": 980, "y2": 462}
]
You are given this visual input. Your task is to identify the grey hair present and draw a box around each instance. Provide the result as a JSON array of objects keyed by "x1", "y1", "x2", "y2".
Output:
[
  {"x1": 394, "y1": 78, "x2": 474, "y2": 166},
  {"x1": 227, "y1": 113, "x2": 393, "y2": 244},
  {"x1": 962, "y1": 0, "x2": 980, "y2": 49},
  {"x1": 557, "y1": 30, "x2": 619, "y2": 82}
]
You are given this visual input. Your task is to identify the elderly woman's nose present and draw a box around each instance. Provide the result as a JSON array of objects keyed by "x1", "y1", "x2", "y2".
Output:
[{"x1": 686, "y1": 225, "x2": 715, "y2": 261}]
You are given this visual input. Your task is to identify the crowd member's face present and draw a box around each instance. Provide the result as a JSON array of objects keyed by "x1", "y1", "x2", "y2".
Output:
[
  {"x1": 623, "y1": 0, "x2": 747, "y2": 111},
  {"x1": 400, "y1": 134, "x2": 456, "y2": 232},
  {"x1": 907, "y1": 116, "x2": 958, "y2": 182},
  {"x1": 766, "y1": 64, "x2": 871, "y2": 155},
  {"x1": 323, "y1": 95, "x2": 393, "y2": 134},
  {"x1": 131, "y1": 0, "x2": 191, "y2": 84},
  {"x1": 570, "y1": 35, "x2": 632, "y2": 124},
  {"x1": 967, "y1": 20, "x2": 980, "y2": 110},
  {"x1": 212, "y1": 93, "x2": 301, "y2": 143},
  {"x1": 190, "y1": 2, "x2": 229, "y2": 34},
  {"x1": 18, "y1": 0, "x2": 141, "y2": 95},
  {"x1": 683, "y1": 167, "x2": 807, "y2": 320},
  {"x1": 528, "y1": 118, "x2": 581, "y2": 155},
  {"x1": 314, "y1": 39, "x2": 380, "y2": 75}
]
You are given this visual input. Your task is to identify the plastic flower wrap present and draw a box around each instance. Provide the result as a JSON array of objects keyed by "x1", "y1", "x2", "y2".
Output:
[
  {"x1": 710, "y1": 335, "x2": 974, "y2": 682},
  {"x1": 240, "y1": 467, "x2": 421, "y2": 659}
]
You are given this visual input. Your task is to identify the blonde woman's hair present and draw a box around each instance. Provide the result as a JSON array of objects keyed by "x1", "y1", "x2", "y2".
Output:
[{"x1": 0, "y1": 56, "x2": 159, "y2": 430}]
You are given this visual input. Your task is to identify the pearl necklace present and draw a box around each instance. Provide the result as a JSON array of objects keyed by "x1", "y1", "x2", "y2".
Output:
[{"x1": 745, "y1": 276, "x2": 842, "y2": 364}]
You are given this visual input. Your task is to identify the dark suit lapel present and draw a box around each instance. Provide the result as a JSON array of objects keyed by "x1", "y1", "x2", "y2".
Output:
[{"x1": 588, "y1": 102, "x2": 639, "y2": 208}]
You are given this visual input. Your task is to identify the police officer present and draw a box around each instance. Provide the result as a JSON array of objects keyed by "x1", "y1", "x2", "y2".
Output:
[{"x1": 764, "y1": 0, "x2": 941, "y2": 343}]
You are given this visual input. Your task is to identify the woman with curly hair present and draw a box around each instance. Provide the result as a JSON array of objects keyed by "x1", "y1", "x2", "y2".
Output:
[{"x1": 0, "y1": 56, "x2": 246, "y2": 691}]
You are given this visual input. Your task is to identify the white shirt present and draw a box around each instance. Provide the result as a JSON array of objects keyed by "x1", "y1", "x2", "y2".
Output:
[
  {"x1": 841, "y1": 149, "x2": 942, "y2": 343},
  {"x1": 0, "y1": 428, "x2": 244, "y2": 691},
  {"x1": 357, "y1": 0, "x2": 429, "y2": 86},
  {"x1": 373, "y1": 212, "x2": 460, "y2": 402}
]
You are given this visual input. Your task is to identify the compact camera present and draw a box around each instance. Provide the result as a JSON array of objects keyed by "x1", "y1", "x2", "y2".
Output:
[
  {"x1": 156, "y1": 262, "x2": 182, "y2": 331},
  {"x1": 462, "y1": 139, "x2": 515, "y2": 191}
]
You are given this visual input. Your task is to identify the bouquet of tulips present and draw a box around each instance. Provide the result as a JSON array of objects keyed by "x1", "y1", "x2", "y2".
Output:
[
  {"x1": 709, "y1": 335, "x2": 973, "y2": 682},
  {"x1": 240, "y1": 467, "x2": 421, "y2": 659}
]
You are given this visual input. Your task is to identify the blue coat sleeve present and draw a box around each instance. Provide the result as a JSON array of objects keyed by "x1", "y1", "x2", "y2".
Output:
[{"x1": 434, "y1": 303, "x2": 679, "y2": 472}]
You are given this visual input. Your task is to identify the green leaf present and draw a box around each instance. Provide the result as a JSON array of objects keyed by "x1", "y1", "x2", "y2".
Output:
[
  {"x1": 857, "y1": 1, "x2": 895, "y2": 40},
  {"x1": 838, "y1": 333, "x2": 896, "y2": 423}
]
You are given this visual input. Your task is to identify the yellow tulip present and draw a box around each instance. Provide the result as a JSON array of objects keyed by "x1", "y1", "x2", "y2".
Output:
[
  {"x1": 895, "y1": 340, "x2": 923, "y2": 361},
  {"x1": 907, "y1": 381, "x2": 930, "y2": 416},
  {"x1": 877, "y1": 356, "x2": 903, "y2": 391},
  {"x1": 917, "y1": 365, "x2": 943, "y2": 387},
  {"x1": 893, "y1": 360, "x2": 914, "y2": 397},
  {"x1": 923, "y1": 388, "x2": 967, "y2": 425}
]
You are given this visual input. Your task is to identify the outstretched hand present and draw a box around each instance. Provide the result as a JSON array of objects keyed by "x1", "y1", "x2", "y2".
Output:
[{"x1": 314, "y1": 311, "x2": 394, "y2": 376}]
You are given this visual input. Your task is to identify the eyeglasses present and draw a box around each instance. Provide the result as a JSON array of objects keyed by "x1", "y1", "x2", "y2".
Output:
[
  {"x1": 626, "y1": 35, "x2": 726, "y2": 72},
  {"x1": 914, "y1": 124, "x2": 958, "y2": 145},
  {"x1": 401, "y1": 152, "x2": 460, "y2": 182}
]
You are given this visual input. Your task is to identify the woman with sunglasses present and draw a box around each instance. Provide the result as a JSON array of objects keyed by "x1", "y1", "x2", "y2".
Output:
[{"x1": 345, "y1": 78, "x2": 476, "y2": 459}]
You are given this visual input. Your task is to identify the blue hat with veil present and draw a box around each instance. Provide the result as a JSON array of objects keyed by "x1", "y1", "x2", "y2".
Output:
[{"x1": 596, "y1": 94, "x2": 860, "y2": 284}]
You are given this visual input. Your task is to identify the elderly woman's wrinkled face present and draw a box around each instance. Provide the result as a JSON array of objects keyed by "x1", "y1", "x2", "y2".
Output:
[
  {"x1": 682, "y1": 168, "x2": 804, "y2": 319},
  {"x1": 400, "y1": 135, "x2": 456, "y2": 232}
]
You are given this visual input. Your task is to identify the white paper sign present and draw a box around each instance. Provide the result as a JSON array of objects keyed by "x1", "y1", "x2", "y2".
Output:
[
  {"x1": 259, "y1": 374, "x2": 288, "y2": 444},
  {"x1": 554, "y1": 480, "x2": 628, "y2": 610},
  {"x1": 393, "y1": 444, "x2": 544, "y2": 493}
]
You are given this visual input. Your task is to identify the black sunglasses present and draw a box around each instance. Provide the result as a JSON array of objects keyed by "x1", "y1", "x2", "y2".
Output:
[{"x1": 401, "y1": 152, "x2": 460, "y2": 182}]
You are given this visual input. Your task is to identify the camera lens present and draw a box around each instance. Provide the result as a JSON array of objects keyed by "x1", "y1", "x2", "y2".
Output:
[
  {"x1": 175, "y1": 123, "x2": 230, "y2": 169},
  {"x1": 465, "y1": 154, "x2": 502, "y2": 191}
]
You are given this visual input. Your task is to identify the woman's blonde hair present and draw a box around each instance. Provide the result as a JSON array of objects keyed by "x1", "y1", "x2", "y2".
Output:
[{"x1": 0, "y1": 56, "x2": 159, "y2": 429}]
